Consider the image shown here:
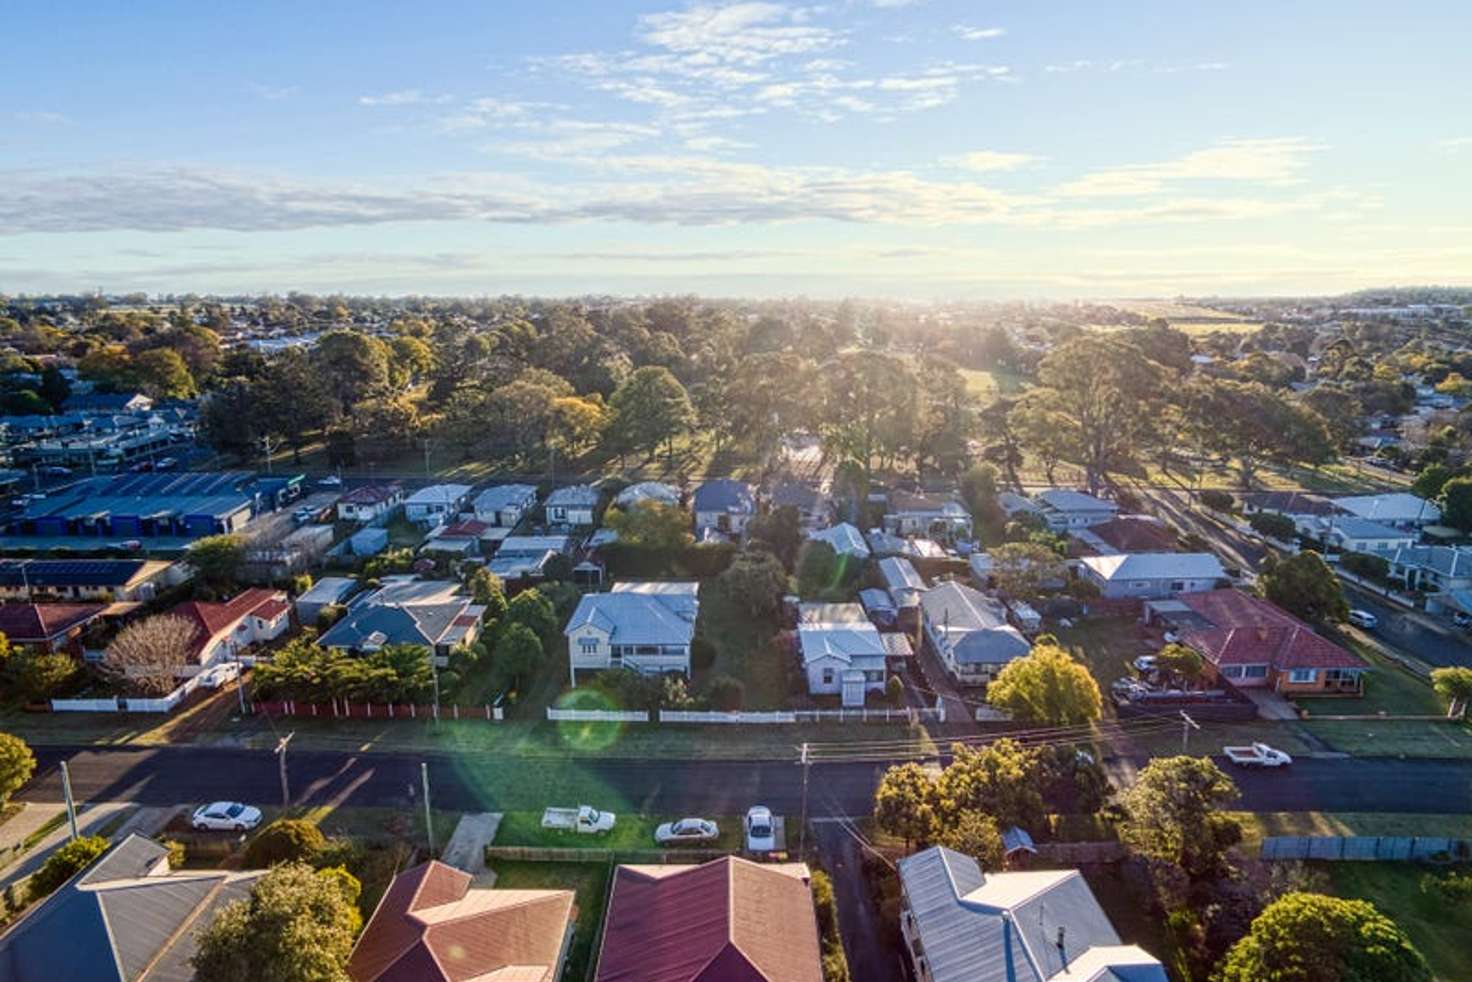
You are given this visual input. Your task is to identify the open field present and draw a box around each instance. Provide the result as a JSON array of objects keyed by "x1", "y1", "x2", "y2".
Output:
[
  {"x1": 958, "y1": 366, "x2": 1025, "y2": 399},
  {"x1": 1321, "y1": 862, "x2": 1472, "y2": 981},
  {"x1": 486, "y1": 860, "x2": 611, "y2": 981}
]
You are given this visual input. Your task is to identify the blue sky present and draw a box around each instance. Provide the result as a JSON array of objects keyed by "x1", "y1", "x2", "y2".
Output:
[{"x1": 2, "y1": 0, "x2": 1469, "y2": 298}]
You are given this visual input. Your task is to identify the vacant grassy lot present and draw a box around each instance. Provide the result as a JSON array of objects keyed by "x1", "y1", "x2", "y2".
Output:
[
  {"x1": 493, "y1": 810, "x2": 743, "y2": 852},
  {"x1": 1053, "y1": 616, "x2": 1150, "y2": 691},
  {"x1": 1321, "y1": 862, "x2": 1472, "y2": 981},
  {"x1": 693, "y1": 584, "x2": 791, "y2": 710},
  {"x1": 486, "y1": 860, "x2": 612, "y2": 981}
]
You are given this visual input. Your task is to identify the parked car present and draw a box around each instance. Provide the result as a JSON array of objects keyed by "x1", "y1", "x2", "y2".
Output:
[
  {"x1": 191, "y1": 801, "x2": 263, "y2": 831},
  {"x1": 293, "y1": 506, "x2": 317, "y2": 525},
  {"x1": 317, "y1": 474, "x2": 343, "y2": 488},
  {"x1": 1132, "y1": 655, "x2": 1158, "y2": 674},
  {"x1": 154, "y1": 457, "x2": 178, "y2": 471},
  {"x1": 1347, "y1": 609, "x2": 1379, "y2": 630},
  {"x1": 1454, "y1": 612, "x2": 1472, "y2": 630},
  {"x1": 129, "y1": 460, "x2": 154, "y2": 473},
  {"x1": 655, "y1": 818, "x2": 719, "y2": 845},
  {"x1": 744, "y1": 806, "x2": 776, "y2": 853},
  {"x1": 541, "y1": 805, "x2": 615, "y2": 834},
  {"x1": 1223, "y1": 743, "x2": 1293, "y2": 768}
]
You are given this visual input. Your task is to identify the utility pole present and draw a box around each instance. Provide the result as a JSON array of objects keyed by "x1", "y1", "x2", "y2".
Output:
[
  {"x1": 260, "y1": 435, "x2": 282, "y2": 475},
  {"x1": 422, "y1": 438, "x2": 432, "y2": 479},
  {"x1": 797, "y1": 742, "x2": 811, "y2": 859},
  {"x1": 430, "y1": 655, "x2": 440, "y2": 724},
  {"x1": 421, "y1": 762, "x2": 435, "y2": 856},
  {"x1": 60, "y1": 761, "x2": 79, "y2": 841},
  {"x1": 233, "y1": 651, "x2": 247, "y2": 715},
  {"x1": 1179, "y1": 711, "x2": 1200, "y2": 753},
  {"x1": 274, "y1": 732, "x2": 294, "y2": 808}
]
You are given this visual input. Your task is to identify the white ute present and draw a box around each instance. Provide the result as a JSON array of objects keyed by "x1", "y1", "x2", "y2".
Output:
[
  {"x1": 1223, "y1": 742, "x2": 1294, "y2": 767},
  {"x1": 541, "y1": 805, "x2": 616, "y2": 834}
]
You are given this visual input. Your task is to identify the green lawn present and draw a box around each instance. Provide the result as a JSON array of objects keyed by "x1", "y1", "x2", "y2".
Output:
[
  {"x1": 959, "y1": 366, "x2": 1024, "y2": 400},
  {"x1": 1321, "y1": 862, "x2": 1472, "y2": 981},
  {"x1": 492, "y1": 810, "x2": 743, "y2": 852},
  {"x1": 1296, "y1": 638, "x2": 1442, "y2": 718},
  {"x1": 1298, "y1": 718, "x2": 1472, "y2": 757},
  {"x1": 1053, "y1": 617, "x2": 1150, "y2": 690},
  {"x1": 1227, "y1": 812, "x2": 1472, "y2": 853},
  {"x1": 486, "y1": 860, "x2": 612, "y2": 982}
]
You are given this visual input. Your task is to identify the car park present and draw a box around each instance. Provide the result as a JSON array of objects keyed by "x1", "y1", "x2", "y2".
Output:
[
  {"x1": 654, "y1": 817, "x2": 719, "y2": 845},
  {"x1": 191, "y1": 801, "x2": 263, "y2": 831}
]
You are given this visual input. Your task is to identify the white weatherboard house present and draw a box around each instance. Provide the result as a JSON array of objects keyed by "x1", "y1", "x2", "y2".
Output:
[
  {"x1": 883, "y1": 490, "x2": 973, "y2": 542},
  {"x1": 404, "y1": 484, "x2": 472, "y2": 528},
  {"x1": 798, "y1": 602, "x2": 888, "y2": 706},
  {"x1": 1035, "y1": 489, "x2": 1119, "y2": 531},
  {"x1": 1314, "y1": 517, "x2": 1416, "y2": 556},
  {"x1": 565, "y1": 581, "x2": 700, "y2": 684},
  {"x1": 897, "y1": 846, "x2": 1167, "y2": 982},
  {"x1": 691, "y1": 479, "x2": 756, "y2": 538},
  {"x1": 920, "y1": 581, "x2": 1031, "y2": 684},
  {"x1": 545, "y1": 484, "x2": 600, "y2": 526},
  {"x1": 1078, "y1": 552, "x2": 1226, "y2": 600},
  {"x1": 472, "y1": 484, "x2": 539, "y2": 527}
]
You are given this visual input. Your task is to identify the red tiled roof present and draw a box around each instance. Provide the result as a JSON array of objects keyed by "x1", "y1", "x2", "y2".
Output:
[
  {"x1": 438, "y1": 520, "x2": 492, "y2": 538},
  {"x1": 254, "y1": 599, "x2": 291, "y2": 621},
  {"x1": 0, "y1": 603, "x2": 106, "y2": 643},
  {"x1": 1177, "y1": 589, "x2": 1367, "y2": 672},
  {"x1": 1089, "y1": 515, "x2": 1179, "y2": 553},
  {"x1": 340, "y1": 483, "x2": 403, "y2": 505},
  {"x1": 595, "y1": 857, "x2": 823, "y2": 982},
  {"x1": 167, "y1": 588, "x2": 286, "y2": 660},
  {"x1": 348, "y1": 861, "x2": 575, "y2": 982}
]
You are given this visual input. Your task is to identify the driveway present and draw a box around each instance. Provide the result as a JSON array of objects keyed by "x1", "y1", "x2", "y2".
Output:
[{"x1": 811, "y1": 820, "x2": 906, "y2": 982}]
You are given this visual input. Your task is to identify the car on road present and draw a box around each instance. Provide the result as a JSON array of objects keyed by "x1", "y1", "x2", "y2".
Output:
[
  {"x1": 1348, "y1": 609, "x2": 1379, "y2": 630},
  {"x1": 317, "y1": 474, "x2": 343, "y2": 488},
  {"x1": 655, "y1": 817, "x2": 720, "y2": 845},
  {"x1": 154, "y1": 457, "x2": 178, "y2": 471},
  {"x1": 744, "y1": 805, "x2": 776, "y2": 853},
  {"x1": 541, "y1": 805, "x2": 616, "y2": 834},
  {"x1": 293, "y1": 506, "x2": 317, "y2": 525},
  {"x1": 191, "y1": 801, "x2": 263, "y2": 831},
  {"x1": 1223, "y1": 743, "x2": 1293, "y2": 768}
]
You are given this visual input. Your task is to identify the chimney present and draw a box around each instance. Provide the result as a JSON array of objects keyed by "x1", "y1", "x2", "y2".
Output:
[{"x1": 1057, "y1": 925, "x2": 1068, "y2": 972}]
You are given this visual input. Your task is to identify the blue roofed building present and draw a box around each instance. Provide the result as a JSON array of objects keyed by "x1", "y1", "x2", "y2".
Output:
[
  {"x1": 5, "y1": 471, "x2": 257, "y2": 545},
  {"x1": 692, "y1": 479, "x2": 755, "y2": 540}
]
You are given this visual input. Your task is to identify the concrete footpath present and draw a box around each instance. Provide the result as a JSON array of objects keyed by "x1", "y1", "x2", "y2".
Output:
[{"x1": 0, "y1": 803, "x2": 176, "y2": 894}]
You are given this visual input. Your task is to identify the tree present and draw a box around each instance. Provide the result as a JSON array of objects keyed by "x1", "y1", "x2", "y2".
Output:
[
  {"x1": 1155, "y1": 643, "x2": 1205, "y2": 682},
  {"x1": 492, "y1": 623, "x2": 543, "y2": 692},
  {"x1": 1431, "y1": 666, "x2": 1472, "y2": 718},
  {"x1": 466, "y1": 567, "x2": 508, "y2": 621},
  {"x1": 131, "y1": 348, "x2": 197, "y2": 399},
  {"x1": 0, "y1": 732, "x2": 36, "y2": 806},
  {"x1": 1185, "y1": 378, "x2": 1334, "y2": 487},
  {"x1": 704, "y1": 674, "x2": 745, "y2": 710},
  {"x1": 102, "y1": 615, "x2": 199, "y2": 696},
  {"x1": 503, "y1": 589, "x2": 558, "y2": 648},
  {"x1": 937, "y1": 811, "x2": 1005, "y2": 871},
  {"x1": 1259, "y1": 551, "x2": 1348, "y2": 624},
  {"x1": 986, "y1": 644, "x2": 1102, "y2": 725},
  {"x1": 311, "y1": 329, "x2": 391, "y2": 417},
  {"x1": 959, "y1": 463, "x2": 1001, "y2": 532},
  {"x1": 1249, "y1": 511, "x2": 1298, "y2": 541},
  {"x1": 988, "y1": 541, "x2": 1064, "y2": 599},
  {"x1": 747, "y1": 506, "x2": 804, "y2": 570},
  {"x1": 1118, "y1": 755, "x2": 1241, "y2": 879},
  {"x1": 815, "y1": 351, "x2": 919, "y2": 482},
  {"x1": 874, "y1": 762, "x2": 939, "y2": 850},
  {"x1": 29, "y1": 835, "x2": 108, "y2": 902},
  {"x1": 192, "y1": 862, "x2": 359, "y2": 982},
  {"x1": 796, "y1": 540, "x2": 841, "y2": 598},
  {"x1": 606, "y1": 366, "x2": 695, "y2": 461},
  {"x1": 604, "y1": 500, "x2": 693, "y2": 551},
  {"x1": 1440, "y1": 476, "x2": 1472, "y2": 533},
  {"x1": 1411, "y1": 462, "x2": 1456, "y2": 500},
  {"x1": 7, "y1": 649, "x2": 79, "y2": 702},
  {"x1": 932, "y1": 739, "x2": 1046, "y2": 832},
  {"x1": 548, "y1": 395, "x2": 607, "y2": 459},
  {"x1": 243, "y1": 818, "x2": 326, "y2": 867},
  {"x1": 1214, "y1": 892, "x2": 1430, "y2": 982},
  {"x1": 718, "y1": 549, "x2": 790, "y2": 620},
  {"x1": 187, "y1": 534, "x2": 246, "y2": 591}
]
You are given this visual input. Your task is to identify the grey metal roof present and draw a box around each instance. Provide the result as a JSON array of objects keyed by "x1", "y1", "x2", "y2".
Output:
[
  {"x1": 1079, "y1": 553, "x2": 1225, "y2": 582},
  {"x1": 808, "y1": 523, "x2": 869, "y2": 557},
  {"x1": 565, "y1": 583, "x2": 699, "y2": 646},
  {"x1": 692, "y1": 478, "x2": 754, "y2": 514},
  {"x1": 613, "y1": 481, "x2": 680, "y2": 507},
  {"x1": 921, "y1": 581, "x2": 1031, "y2": 665},
  {"x1": 1391, "y1": 545, "x2": 1472, "y2": 577},
  {"x1": 546, "y1": 483, "x2": 600, "y2": 507},
  {"x1": 798, "y1": 620, "x2": 887, "y2": 668},
  {"x1": 473, "y1": 483, "x2": 539, "y2": 512},
  {"x1": 296, "y1": 576, "x2": 359, "y2": 606},
  {"x1": 1036, "y1": 489, "x2": 1117, "y2": 514},
  {"x1": 878, "y1": 557, "x2": 927, "y2": 594}
]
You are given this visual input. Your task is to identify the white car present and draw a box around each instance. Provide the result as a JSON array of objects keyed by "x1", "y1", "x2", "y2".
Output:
[
  {"x1": 1132, "y1": 655, "x2": 1158, "y2": 673},
  {"x1": 191, "y1": 801, "x2": 263, "y2": 832},
  {"x1": 655, "y1": 818, "x2": 719, "y2": 845},
  {"x1": 1348, "y1": 609, "x2": 1379, "y2": 630},
  {"x1": 317, "y1": 475, "x2": 344, "y2": 488},
  {"x1": 744, "y1": 806, "x2": 776, "y2": 853}
]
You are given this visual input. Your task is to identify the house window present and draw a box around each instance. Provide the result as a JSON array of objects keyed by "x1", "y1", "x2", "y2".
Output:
[
  {"x1": 822, "y1": 669, "x2": 834, "y2": 685},
  {"x1": 1221, "y1": 665, "x2": 1245, "y2": 678},
  {"x1": 579, "y1": 639, "x2": 599, "y2": 655},
  {"x1": 1170, "y1": 581, "x2": 1185, "y2": 592},
  {"x1": 1243, "y1": 665, "x2": 1269, "y2": 678},
  {"x1": 1289, "y1": 668, "x2": 1317, "y2": 683}
]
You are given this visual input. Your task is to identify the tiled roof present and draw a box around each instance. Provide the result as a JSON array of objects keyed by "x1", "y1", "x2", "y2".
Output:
[
  {"x1": 595, "y1": 857, "x2": 822, "y2": 982},
  {"x1": 1176, "y1": 589, "x2": 1367, "y2": 672},
  {"x1": 339, "y1": 483, "x2": 403, "y2": 505},
  {"x1": 349, "y1": 861, "x2": 575, "y2": 982},
  {"x1": 0, "y1": 603, "x2": 106, "y2": 642},
  {"x1": 1088, "y1": 515, "x2": 1178, "y2": 553},
  {"x1": 167, "y1": 588, "x2": 287, "y2": 660}
]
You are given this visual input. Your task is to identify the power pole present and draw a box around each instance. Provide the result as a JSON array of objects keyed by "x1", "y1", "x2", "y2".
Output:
[
  {"x1": 274, "y1": 732, "x2": 295, "y2": 809},
  {"x1": 797, "y1": 742, "x2": 811, "y2": 859},
  {"x1": 1179, "y1": 711, "x2": 1200, "y2": 753},
  {"x1": 421, "y1": 762, "x2": 435, "y2": 856},
  {"x1": 430, "y1": 656, "x2": 440, "y2": 724},
  {"x1": 60, "y1": 761, "x2": 79, "y2": 841}
]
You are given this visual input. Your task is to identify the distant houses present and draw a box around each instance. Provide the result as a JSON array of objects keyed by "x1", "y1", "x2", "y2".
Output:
[{"x1": 1077, "y1": 552, "x2": 1226, "y2": 600}]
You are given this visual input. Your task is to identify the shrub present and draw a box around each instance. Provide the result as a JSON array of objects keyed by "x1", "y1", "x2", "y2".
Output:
[
  {"x1": 1199, "y1": 489, "x2": 1234, "y2": 512},
  {"x1": 243, "y1": 818, "x2": 326, "y2": 868},
  {"x1": 811, "y1": 870, "x2": 851, "y2": 982},
  {"x1": 163, "y1": 839, "x2": 187, "y2": 869},
  {"x1": 690, "y1": 636, "x2": 717, "y2": 672},
  {"x1": 1248, "y1": 511, "x2": 1297, "y2": 541},
  {"x1": 28, "y1": 835, "x2": 108, "y2": 901},
  {"x1": 0, "y1": 732, "x2": 37, "y2": 806},
  {"x1": 885, "y1": 675, "x2": 904, "y2": 706},
  {"x1": 704, "y1": 674, "x2": 745, "y2": 711},
  {"x1": 1421, "y1": 871, "x2": 1472, "y2": 905},
  {"x1": 1341, "y1": 551, "x2": 1390, "y2": 582}
]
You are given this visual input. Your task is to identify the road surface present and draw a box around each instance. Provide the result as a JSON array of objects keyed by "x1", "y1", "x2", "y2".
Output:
[
  {"x1": 1341, "y1": 582, "x2": 1472, "y2": 668},
  {"x1": 18, "y1": 746, "x2": 1472, "y2": 817}
]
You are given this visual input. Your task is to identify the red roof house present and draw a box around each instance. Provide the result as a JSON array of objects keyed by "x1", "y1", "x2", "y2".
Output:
[
  {"x1": 0, "y1": 603, "x2": 107, "y2": 654},
  {"x1": 595, "y1": 856, "x2": 823, "y2": 982},
  {"x1": 166, "y1": 588, "x2": 290, "y2": 665},
  {"x1": 1176, "y1": 588, "x2": 1368, "y2": 694},
  {"x1": 348, "y1": 861, "x2": 575, "y2": 982},
  {"x1": 1088, "y1": 515, "x2": 1180, "y2": 554}
]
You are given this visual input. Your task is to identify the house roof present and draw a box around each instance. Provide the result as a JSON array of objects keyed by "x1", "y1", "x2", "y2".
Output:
[
  {"x1": 338, "y1": 483, "x2": 403, "y2": 505},
  {"x1": 895, "y1": 846, "x2": 1166, "y2": 982},
  {"x1": 1080, "y1": 553, "x2": 1225, "y2": 583},
  {"x1": 1321, "y1": 517, "x2": 1411, "y2": 540},
  {"x1": 692, "y1": 479, "x2": 755, "y2": 515},
  {"x1": 888, "y1": 490, "x2": 970, "y2": 517},
  {"x1": 1240, "y1": 491, "x2": 1340, "y2": 516},
  {"x1": 878, "y1": 557, "x2": 927, "y2": 597},
  {"x1": 859, "y1": 588, "x2": 897, "y2": 614},
  {"x1": 796, "y1": 602, "x2": 869, "y2": 625},
  {"x1": 1087, "y1": 516, "x2": 1178, "y2": 553},
  {"x1": 167, "y1": 588, "x2": 287, "y2": 661},
  {"x1": 473, "y1": 484, "x2": 540, "y2": 513},
  {"x1": 1391, "y1": 545, "x2": 1472, "y2": 578},
  {"x1": 798, "y1": 618, "x2": 887, "y2": 668},
  {"x1": 614, "y1": 482, "x2": 680, "y2": 508},
  {"x1": 296, "y1": 576, "x2": 360, "y2": 606},
  {"x1": 0, "y1": 834, "x2": 265, "y2": 982},
  {"x1": 997, "y1": 491, "x2": 1041, "y2": 515},
  {"x1": 595, "y1": 857, "x2": 822, "y2": 982},
  {"x1": 435, "y1": 520, "x2": 493, "y2": 539},
  {"x1": 0, "y1": 559, "x2": 167, "y2": 589},
  {"x1": 920, "y1": 581, "x2": 1031, "y2": 666},
  {"x1": 566, "y1": 583, "x2": 699, "y2": 647},
  {"x1": 348, "y1": 861, "x2": 575, "y2": 982},
  {"x1": 321, "y1": 600, "x2": 483, "y2": 651},
  {"x1": 1176, "y1": 589, "x2": 1367, "y2": 672},
  {"x1": 406, "y1": 484, "x2": 472, "y2": 506},
  {"x1": 0, "y1": 602, "x2": 106, "y2": 643},
  {"x1": 1333, "y1": 493, "x2": 1439, "y2": 524},
  {"x1": 1036, "y1": 489, "x2": 1117, "y2": 514},
  {"x1": 808, "y1": 522, "x2": 870, "y2": 558},
  {"x1": 546, "y1": 484, "x2": 600, "y2": 507}
]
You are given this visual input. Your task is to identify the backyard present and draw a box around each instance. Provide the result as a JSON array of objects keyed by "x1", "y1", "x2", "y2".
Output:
[
  {"x1": 485, "y1": 860, "x2": 611, "y2": 982},
  {"x1": 692, "y1": 582, "x2": 792, "y2": 710},
  {"x1": 1321, "y1": 862, "x2": 1472, "y2": 981}
]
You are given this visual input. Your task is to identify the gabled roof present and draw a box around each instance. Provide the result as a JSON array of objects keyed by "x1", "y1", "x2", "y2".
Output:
[
  {"x1": 887, "y1": 490, "x2": 970, "y2": 516},
  {"x1": 546, "y1": 484, "x2": 601, "y2": 507},
  {"x1": 1239, "y1": 491, "x2": 1340, "y2": 516},
  {"x1": 920, "y1": 581, "x2": 1031, "y2": 666},
  {"x1": 1036, "y1": 489, "x2": 1117, "y2": 514},
  {"x1": 807, "y1": 522, "x2": 869, "y2": 558},
  {"x1": 1391, "y1": 545, "x2": 1472, "y2": 577},
  {"x1": 321, "y1": 599, "x2": 484, "y2": 651},
  {"x1": 692, "y1": 479, "x2": 754, "y2": 515},
  {"x1": 167, "y1": 587, "x2": 287, "y2": 661},
  {"x1": 0, "y1": 602, "x2": 106, "y2": 643},
  {"x1": 1176, "y1": 589, "x2": 1367, "y2": 672},
  {"x1": 1087, "y1": 516, "x2": 1178, "y2": 553},
  {"x1": 566, "y1": 583, "x2": 700, "y2": 646},
  {"x1": 473, "y1": 483, "x2": 540, "y2": 512},
  {"x1": 595, "y1": 857, "x2": 822, "y2": 982},
  {"x1": 770, "y1": 482, "x2": 828, "y2": 511},
  {"x1": 1321, "y1": 517, "x2": 1411, "y2": 540},
  {"x1": 349, "y1": 861, "x2": 575, "y2": 982},
  {"x1": 614, "y1": 482, "x2": 681, "y2": 508},
  {"x1": 0, "y1": 559, "x2": 164, "y2": 589},
  {"x1": 878, "y1": 557, "x2": 927, "y2": 596},
  {"x1": 895, "y1": 846, "x2": 1166, "y2": 982},
  {"x1": 798, "y1": 615, "x2": 887, "y2": 668},
  {"x1": 406, "y1": 484, "x2": 472, "y2": 506},
  {"x1": 339, "y1": 482, "x2": 403, "y2": 505},
  {"x1": 1334, "y1": 492, "x2": 1439, "y2": 523},
  {"x1": 1080, "y1": 553, "x2": 1225, "y2": 583}
]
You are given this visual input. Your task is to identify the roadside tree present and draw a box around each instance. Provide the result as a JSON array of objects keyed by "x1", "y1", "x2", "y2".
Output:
[
  {"x1": 1118, "y1": 755, "x2": 1241, "y2": 879},
  {"x1": 1214, "y1": 892, "x2": 1429, "y2": 982},
  {"x1": 985, "y1": 644, "x2": 1102, "y2": 725}
]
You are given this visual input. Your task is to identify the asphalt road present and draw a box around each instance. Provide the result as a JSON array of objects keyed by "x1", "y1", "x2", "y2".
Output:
[
  {"x1": 18, "y1": 746, "x2": 1472, "y2": 817},
  {"x1": 1340, "y1": 581, "x2": 1472, "y2": 669}
]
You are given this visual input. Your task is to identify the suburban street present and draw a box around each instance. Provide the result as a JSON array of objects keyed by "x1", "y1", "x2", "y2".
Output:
[{"x1": 17, "y1": 745, "x2": 1472, "y2": 817}]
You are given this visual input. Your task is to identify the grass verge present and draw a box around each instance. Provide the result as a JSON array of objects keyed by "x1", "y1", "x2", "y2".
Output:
[{"x1": 492, "y1": 810, "x2": 743, "y2": 852}]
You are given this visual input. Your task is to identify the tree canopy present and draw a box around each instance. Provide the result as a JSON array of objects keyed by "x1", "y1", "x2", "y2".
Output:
[
  {"x1": 1259, "y1": 551, "x2": 1348, "y2": 624},
  {"x1": 986, "y1": 643, "x2": 1102, "y2": 725},
  {"x1": 1118, "y1": 755, "x2": 1242, "y2": 879},
  {"x1": 1214, "y1": 892, "x2": 1430, "y2": 982}
]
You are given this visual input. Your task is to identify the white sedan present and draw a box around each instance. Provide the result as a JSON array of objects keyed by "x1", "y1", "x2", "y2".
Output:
[
  {"x1": 655, "y1": 818, "x2": 719, "y2": 845},
  {"x1": 191, "y1": 801, "x2": 263, "y2": 832}
]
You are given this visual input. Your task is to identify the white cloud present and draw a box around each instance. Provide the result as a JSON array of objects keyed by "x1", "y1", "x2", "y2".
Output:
[
  {"x1": 869, "y1": 0, "x2": 926, "y2": 6},
  {"x1": 248, "y1": 82, "x2": 297, "y2": 101},
  {"x1": 636, "y1": 3, "x2": 842, "y2": 65},
  {"x1": 359, "y1": 89, "x2": 453, "y2": 107},
  {"x1": 683, "y1": 135, "x2": 755, "y2": 152},
  {"x1": 435, "y1": 97, "x2": 569, "y2": 133},
  {"x1": 1054, "y1": 138, "x2": 1325, "y2": 197},
  {"x1": 952, "y1": 25, "x2": 1005, "y2": 41},
  {"x1": 946, "y1": 151, "x2": 1041, "y2": 172},
  {"x1": 1438, "y1": 136, "x2": 1472, "y2": 150}
]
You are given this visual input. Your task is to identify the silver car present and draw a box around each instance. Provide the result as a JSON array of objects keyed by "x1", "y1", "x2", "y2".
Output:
[
  {"x1": 655, "y1": 817, "x2": 719, "y2": 845},
  {"x1": 191, "y1": 801, "x2": 263, "y2": 832}
]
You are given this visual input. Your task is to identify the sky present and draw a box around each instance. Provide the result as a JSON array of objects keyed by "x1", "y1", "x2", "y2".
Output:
[{"x1": 2, "y1": 0, "x2": 1470, "y2": 299}]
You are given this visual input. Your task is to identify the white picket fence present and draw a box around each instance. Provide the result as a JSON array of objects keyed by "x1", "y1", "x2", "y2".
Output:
[
  {"x1": 545, "y1": 708, "x2": 651, "y2": 723},
  {"x1": 51, "y1": 661, "x2": 241, "y2": 715},
  {"x1": 544, "y1": 706, "x2": 935, "y2": 725}
]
